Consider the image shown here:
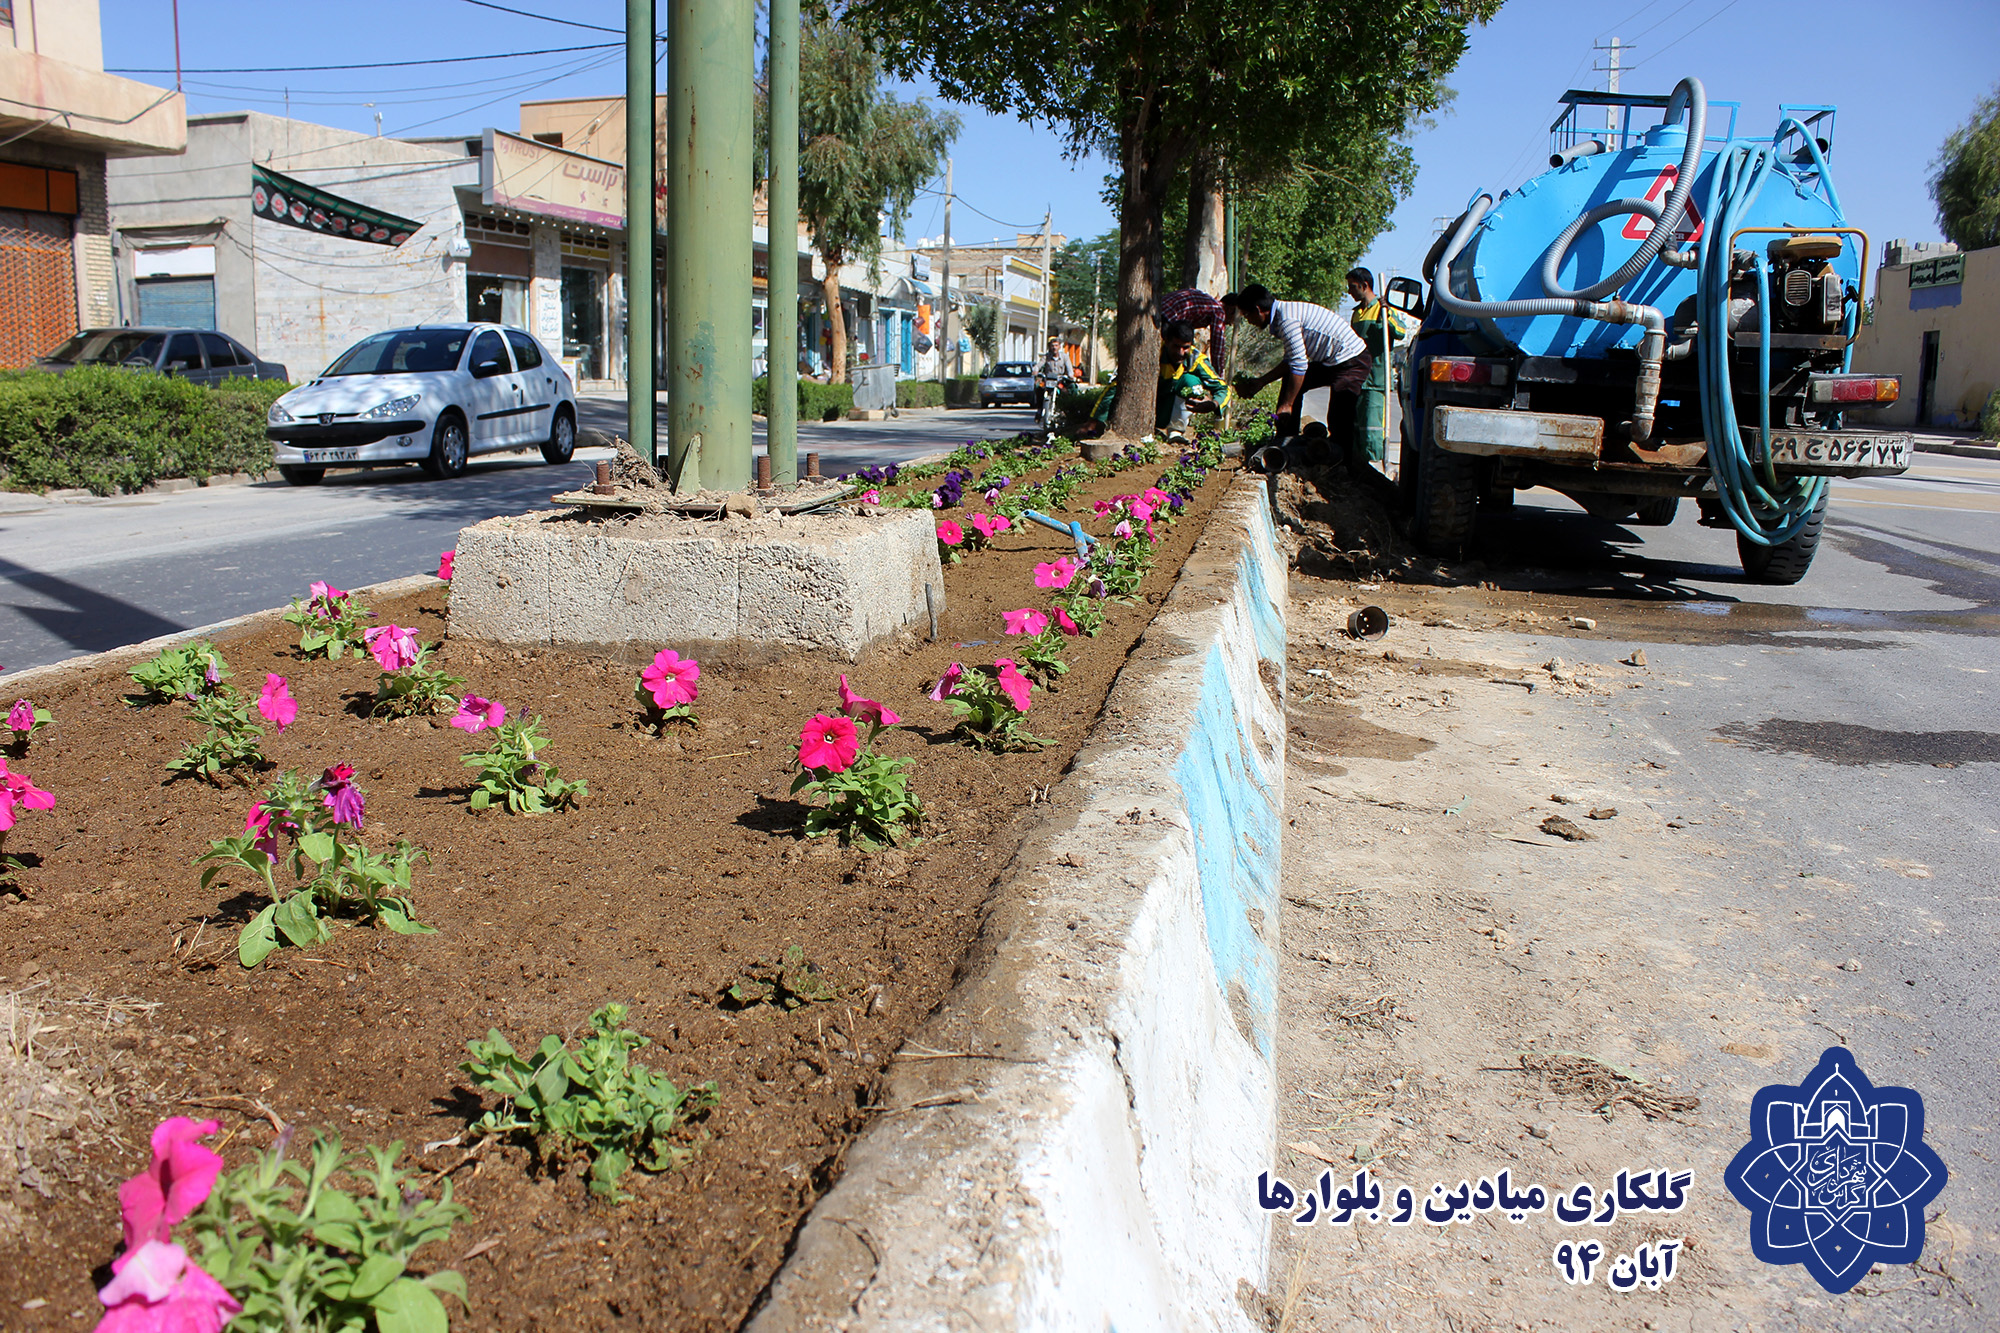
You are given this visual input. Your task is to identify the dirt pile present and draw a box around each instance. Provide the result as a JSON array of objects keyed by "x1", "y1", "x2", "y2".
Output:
[{"x1": 1270, "y1": 463, "x2": 1424, "y2": 580}]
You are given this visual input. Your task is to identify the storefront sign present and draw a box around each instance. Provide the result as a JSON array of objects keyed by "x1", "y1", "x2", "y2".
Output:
[
  {"x1": 482, "y1": 130, "x2": 624, "y2": 231},
  {"x1": 250, "y1": 165, "x2": 419, "y2": 246},
  {"x1": 1910, "y1": 254, "x2": 1964, "y2": 290}
]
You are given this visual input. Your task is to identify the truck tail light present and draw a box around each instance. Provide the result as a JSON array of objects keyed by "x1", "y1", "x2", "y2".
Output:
[
  {"x1": 1427, "y1": 357, "x2": 1509, "y2": 386},
  {"x1": 1806, "y1": 374, "x2": 1900, "y2": 405}
]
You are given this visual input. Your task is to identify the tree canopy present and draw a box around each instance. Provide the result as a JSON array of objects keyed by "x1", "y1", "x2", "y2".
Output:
[{"x1": 1931, "y1": 85, "x2": 2000, "y2": 253}]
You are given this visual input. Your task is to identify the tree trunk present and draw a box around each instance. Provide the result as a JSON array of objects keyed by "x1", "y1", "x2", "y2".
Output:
[
  {"x1": 1180, "y1": 152, "x2": 1228, "y2": 295},
  {"x1": 818, "y1": 256, "x2": 847, "y2": 384},
  {"x1": 1110, "y1": 118, "x2": 1184, "y2": 441}
]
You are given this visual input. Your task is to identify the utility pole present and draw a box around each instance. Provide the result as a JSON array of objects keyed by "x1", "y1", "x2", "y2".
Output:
[
  {"x1": 1087, "y1": 251, "x2": 1101, "y2": 384},
  {"x1": 1034, "y1": 208, "x2": 1052, "y2": 354},
  {"x1": 766, "y1": 0, "x2": 799, "y2": 487},
  {"x1": 666, "y1": 0, "x2": 754, "y2": 493},
  {"x1": 938, "y1": 158, "x2": 954, "y2": 384},
  {"x1": 625, "y1": 0, "x2": 655, "y2": 470},
  {"x1": 1593, "y1": 37, "x2": 1631, "y2": 140}
]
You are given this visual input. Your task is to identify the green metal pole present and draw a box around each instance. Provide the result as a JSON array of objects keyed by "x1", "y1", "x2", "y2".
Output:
[
  {"x1": 766, "y1": 0, "x2": 799, "y2": 487},
  {"x1": 626, "y1": 0, "x2": 655, "y2": 467},
  {"x1": 667, "y1": 0, "x2": 754, "y2": 493}
]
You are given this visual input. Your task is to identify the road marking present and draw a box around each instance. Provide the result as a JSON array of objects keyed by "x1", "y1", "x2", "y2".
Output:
[{"x1": 1829, "y1": 492, "x2": 2000, "y2": 514}]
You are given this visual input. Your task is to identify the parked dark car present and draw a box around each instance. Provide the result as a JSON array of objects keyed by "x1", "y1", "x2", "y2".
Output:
[{"x1": 34, "y1": 327, "x2": 288, "y2": 384}]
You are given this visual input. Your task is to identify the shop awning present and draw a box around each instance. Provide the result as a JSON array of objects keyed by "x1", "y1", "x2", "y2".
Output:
[{"x1": 251, "y1": 164, "x2": 421, "y2": 247}]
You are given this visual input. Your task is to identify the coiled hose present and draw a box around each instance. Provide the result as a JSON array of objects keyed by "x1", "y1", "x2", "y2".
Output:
[{"x1": 1693, "y1": 118, "x2": 1838, "y2": 546}]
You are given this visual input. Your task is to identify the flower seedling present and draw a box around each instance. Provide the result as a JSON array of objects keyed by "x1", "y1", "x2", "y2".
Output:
[
  {"x1": 460, "y1": 1004, "x2": 718, "y2": 1201},
  {"x1": 933, "y1": 660, "x2": 1046, "y2": 751},
  {"x1": 167, "y1": 691, "x2": 268, "y2": 786},
  {"x1": 197, "y1": 768, "x2": 431, "y2": 967},
  {"x1": 460, "y1": 715, "x2": 586, "y2": 814},
  {"x1": 6, "y1": 698, "x2": 50, "y2": 750},
  {"x1": 635, "y1": 648, "x2": 700, "y2": 729},
  {"x1": 792, "y1": 680, "x2": 921, "y2": 847},
  {"x1": 723, "y1": 944, "x2": 842, "y2": 1011},
  {"x1": 283, "y1": 581, "x2": 374, "y2": 660},
  {"x1": 97, "y1": 1117, "x2": 240, "y2": 1333},
  {"x1": 127, "y1": 641, "x2": 228, "y2": 705},
  {"x1": 0, "y1": 758, "x2": 54, "y2": 884},
  {"x1": 367, "y1": 628, "x2": 464, "y2": 719},
  {"x1": 183, "y1": 1127, "x2": 467, "y2": 1333}
]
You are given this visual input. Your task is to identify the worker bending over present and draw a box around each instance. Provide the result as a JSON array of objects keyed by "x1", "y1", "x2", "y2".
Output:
[
  {"x1": 1081, "y1": 320, "x2": 1229, "y2": 438},
  {"x1": 1233, "y1": 283, "x2": 1373, "y2": 453}
]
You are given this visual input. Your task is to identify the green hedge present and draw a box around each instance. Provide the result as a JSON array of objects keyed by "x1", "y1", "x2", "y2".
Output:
[
  {"x1": 0, "y1": 368, "x2": 289, "y2": 496},
  {"x1": 896, "y1": 380, "x2": 944, "y2": 409},
  {"x1": 751, "y1": 376, "x2": 856, "y2": 421}
]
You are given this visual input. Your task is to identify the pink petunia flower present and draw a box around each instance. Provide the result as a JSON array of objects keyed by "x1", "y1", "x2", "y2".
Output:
[
  {"x1": 1053, "y1": 606, "x2": 1080, "y2": 636},
  {"x1": 116, "y1": 1118, "x2": 224, "y2": 1259},
  {"x1": 362, "y1": 625, "x2": 420, "y2": 672},
  {"x1": 935, "y1": 519, "x2": 965, "y2": 546},
  {"x1": 451, "y1": 695, "x2": 506, "y2": 733},
  {"x1": 97, "y1": 1240, "x2": 240, "y2": 1333},
  {"x1": 320, "y1": 764, "x2": 364, "y2": 830},
  {"x1": 0, "y1": 760, "x2": 54, "y2": 833},
  {"x1": 1033, "y1": 556, "x2": 1079, "y2": 590},
  {"x1": 1002, "y1": 608, "x2": 1049, "y2": 637},
  {"x1": 993, "y1": 659, "x2": 1033, "y2": 712},
  {"x1": 640, "y1": 649, "x2": 701, "y2": 708},
  {"x1": 1129, "y1": 499, "x2": 1156, "y2": 528},
  {"x1": 437, "y1": 550, "x2": 455, "y2": 581},
  {"x1": 1143, "y1": 487, "x2": 1171, "y2": 507},
  {"x1": 256, "y1": 674, "x2": 297, "y2": 732},
  {"x1": 798, "y1": 713, "x2": 860, "y2": 774},
  {"x1": 837, "y1": 675, "x2": 901, "y2": 727},
  {"x1": 1093, "y1": 499, "x2": 1119, "y2": 517},
  {"x1": 927, "y1": 663, "x2": 964, "y2": 702},
  {"x1": 1112, "y1": 519, "x2": 1133, "y2": 539},
  {"x1": 860, "y1": 489, "x2": 882, "y2": 505},
  {"x1": 991, "y1": 515, "x2": 1011, "y2": 533},
  {"x1": 8, "y1": 699, "x2": 34, "y2": 733},
  {"x1": 930, "y1": 493, "x2": 946, "y2": 509},
  {"x1": 245, "y1": 802, "x2": 281, "y2": 863}
]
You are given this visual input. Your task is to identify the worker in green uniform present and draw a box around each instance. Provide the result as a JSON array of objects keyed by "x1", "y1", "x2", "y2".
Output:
[
  {"x1": 1080, "y1": 320, "x2": 1230, "y2": 438},
  {"x1": 1345, "y1": 268, "x2": 1412, "y2": 463}
]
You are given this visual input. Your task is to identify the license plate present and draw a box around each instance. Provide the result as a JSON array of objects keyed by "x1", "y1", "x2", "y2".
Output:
[
  {"x1": 305, "y1": 448, "x2": 359, "y2": 464},
  {"x1": 1748, "y1": 430, "x2": 1911, "y2": 477}
]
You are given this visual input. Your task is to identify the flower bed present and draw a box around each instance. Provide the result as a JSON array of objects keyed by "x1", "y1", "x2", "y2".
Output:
[{"x1": 0, "y1": 429, "x2": 1257, "y2": 1330}]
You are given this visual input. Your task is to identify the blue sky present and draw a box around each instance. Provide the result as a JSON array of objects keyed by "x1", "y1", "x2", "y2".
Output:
[{"x1": 103, "y1": 0, "x2": 1998, "y2": 287}]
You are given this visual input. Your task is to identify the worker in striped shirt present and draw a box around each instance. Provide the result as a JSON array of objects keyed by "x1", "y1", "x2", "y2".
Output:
[{"x1": 1233, "y1": 282, "x2": 1373, "y2": 451}]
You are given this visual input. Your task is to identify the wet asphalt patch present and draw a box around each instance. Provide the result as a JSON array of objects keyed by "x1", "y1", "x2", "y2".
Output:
[{"x1": 1712, "y1": 717, "x2": 2000, "y2": 767}]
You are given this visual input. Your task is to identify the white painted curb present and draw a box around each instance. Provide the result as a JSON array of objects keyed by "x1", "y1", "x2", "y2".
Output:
[{"x1": 751, "y1": 474, "x2": 1287, "y2": 1331}]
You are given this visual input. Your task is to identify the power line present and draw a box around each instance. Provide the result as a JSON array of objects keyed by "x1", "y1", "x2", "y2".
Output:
[
  {"x1": 915, "y1": 185, "x2": 1038, "y2": 231},
  {"x1": 108, "y1": 42, "x2": 635, "y2": 75},
  {"x1": 457, "y1": 0, "x2": 624, "y2": 34},
  {"x1": 1629, "y1": 0, "x2": 1744, "y2": 70}
]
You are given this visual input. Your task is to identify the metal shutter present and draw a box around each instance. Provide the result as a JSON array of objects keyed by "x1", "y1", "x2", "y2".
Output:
[
  {"x1": 138, "y1": 276, "x2": 218, "y2": 330},
  {"x1": 0, "y1": 210, "x2": 77, "y2": 368}
]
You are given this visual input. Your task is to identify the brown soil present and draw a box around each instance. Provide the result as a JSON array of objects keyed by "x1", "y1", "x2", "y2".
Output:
[{"x1": 0, "y1": 448, "x2": 1237, "y2": 1328}]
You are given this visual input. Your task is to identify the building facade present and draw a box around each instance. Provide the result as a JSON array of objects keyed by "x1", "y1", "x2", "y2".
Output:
[
  {"x1": 0, "y1": 0, "x2": 184, "y2": 366},
  {"x1": 1851, "y1": 243, "x2": 1996, "y2": 430}
]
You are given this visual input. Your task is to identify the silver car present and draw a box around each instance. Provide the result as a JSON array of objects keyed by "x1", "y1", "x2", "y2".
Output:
[
  {"x1": 265, "y1": 323, "x2": 576, "y2": 486},
  {"x1": 977, "y1": 361, "x2": 1036, "y2": 408}
]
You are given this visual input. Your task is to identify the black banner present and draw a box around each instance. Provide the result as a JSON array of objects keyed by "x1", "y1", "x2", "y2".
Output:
[{"x1": 250, "y1": 164, "x2": 420, "y2": 247}]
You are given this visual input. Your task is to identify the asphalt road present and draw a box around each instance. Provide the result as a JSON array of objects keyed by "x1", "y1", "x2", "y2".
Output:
[{"x1": 0, "y1": 403, "x2": 1039, "y2": 673}]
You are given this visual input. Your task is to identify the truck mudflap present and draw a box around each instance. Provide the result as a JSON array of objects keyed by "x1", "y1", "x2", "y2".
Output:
[
  {"x1": 1432, "y1": 405, "x2": 1602, "y2": 461},
  {"x1": 1739, "y1": 428, "x2": 1912, "y2": 477}
]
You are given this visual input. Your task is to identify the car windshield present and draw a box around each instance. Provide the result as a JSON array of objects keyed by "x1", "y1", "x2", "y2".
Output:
[
  {"x1": 991, "y1": 363, "x2": 1033, "y2": 377},
  {"x1": 42, "y1": 330, "x2": 165, "y2": 366},
  {"x1": 323, "y1": 329, "x2": 470, "y2": 376}
]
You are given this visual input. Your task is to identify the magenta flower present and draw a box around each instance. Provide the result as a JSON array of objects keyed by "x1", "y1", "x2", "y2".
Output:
[
  {"x1": 96, "y1": 1239, "x2": 241, "y2": 1333},
  {"x1": 117, "y1": 1118, "x2": 224, "y2": 1259},
  {"x1": 256, "y1": 674, "x2": 297, "y2": 732},
  {"x1": 8, "y1": 699, "x2": 33, "y2": 733},
  {"x1": 640, "y1": 649, "x2": 701, "y2": 708},
  {"x1": 1053, "y1": 606, "x2": 1080, "y2": 636},
  {"x1": 1143, "y1": 487, "x2": 1171, "y2": 507},
  {"x1": 363, "y1": 624, "x2": 420, "y2": 672},
  {"x1": 1003, "y1": 608, "x2": 1049, "y2": 636},
  {"x1": 798, "y1": 713, "x2": 860, "y2": 773},
  {"x1": 1093, "y1": 498, "x2": 1119, "y2": 517},
  {"x1": 970, "y1": 512, "x2": 1011, "y2": 541},
  {"x1": 838, "y1": 674, "x2": 901, "y2": 727},
  {"x1": 202, "y1": 657, "x2": 221, "y2": 686},
  {"x1": 1113, "y1": 519, "x2": 1133, "y2": 539},
  {"x1": 451, "y1": 695, "x2": 505, "y2": 733},
  {"x1": 927, "y1": 663, "x2": 964, "y2": 702},
  {"x1": 437, "y1": 550, "x2": 455, "y2": 581},
  {"x1": 861, "y1": 489, "x2": 882, "y2": 505},
  {"x1": 1034, "y1": 556, "x2": 1079, "y2": 590},
  {"x1": 307, "y1": 580, "x2": 349, "y2": 620},
  {"x1": 993, "y1": 659, "x2": 1033, "y2": 712},
  {"x1": 930, "y1": 492, "x2": 946, "y2": 509},
  {"x1": 0, "y1": 760, "x2": 54, "y2": 832},
  {"x1": 936, "y1": 519, "x2": 965, "y2": 546},
  {"x1": 244, "y1": 802, "x2": 282, "y2": 863},
  {"x1": 320, "y1": 764, "x2": 364, "y2": 830}
]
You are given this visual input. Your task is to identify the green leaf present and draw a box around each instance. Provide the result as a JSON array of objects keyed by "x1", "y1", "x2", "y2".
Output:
[
  {"x1": 468, "y1": 789, "x2": 490, "y2": 811},
  {"x1": 348, "y1": 1251, "x2": 407, "y2": 1301},
  {"x1": 370, "y1": 1276, "x2": 449, "y2": 1333},
  {"x1": 533, "y1": 1056, "x2": 571, "y2": 1109},
  {"x1": 238, "y1": 905, "x2": 279, "y2": 967},
  {"x1": 298, "y1": 831, "x2": 336, "y2": 864},
  {"x1": 588, "y1": 1146, "x2": 632, "y2": 1199},
  {"x1": 376, "y1": 900, "x2": 435, "y2": 935},
  {"x1": 421, "y1": 1269, "x2": 469, "y2": 1304},
  {"x1": 274, "y1": 892, "x2": 324, "y2": 947}
]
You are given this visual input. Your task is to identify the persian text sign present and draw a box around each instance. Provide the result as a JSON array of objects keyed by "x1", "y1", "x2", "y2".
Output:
[{"x1": 482, "y1": 130, "x2": 624, "y2": 231}]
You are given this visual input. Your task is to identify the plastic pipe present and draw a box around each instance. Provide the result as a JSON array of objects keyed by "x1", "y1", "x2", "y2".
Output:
[{"x1": 1549, "y1": 139, "x2": 1607, "y2": 168}]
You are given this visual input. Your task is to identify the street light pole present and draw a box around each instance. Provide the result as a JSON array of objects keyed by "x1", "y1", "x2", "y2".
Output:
[
  {"x1": 939, "y1": 157, "x2": 954, "y2": 385},
  {"x1": 766, "y1": 0, "x2": 799, "y2": 487},
  {"x1": 625, "y1": 0, "x2": 655, "y2": 469}
]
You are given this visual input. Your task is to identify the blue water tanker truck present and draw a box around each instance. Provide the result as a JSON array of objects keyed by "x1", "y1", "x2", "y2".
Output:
[{"x1": 1397, "y1": 78, "x2": 1909, "y2": 583}]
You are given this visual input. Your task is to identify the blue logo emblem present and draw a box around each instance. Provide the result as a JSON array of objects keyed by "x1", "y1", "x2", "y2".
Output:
[{"x1": 1724, "y1": 1047, "x2": 1947, "y2": 1293}]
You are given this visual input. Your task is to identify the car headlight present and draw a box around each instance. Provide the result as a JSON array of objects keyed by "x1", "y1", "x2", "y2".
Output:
[
  {"x1": 361, "y1": 394, "x2": 421, "y2": 420},
  {"x1": 267, "y1": 400, "x2": 294, "y2": 425}
]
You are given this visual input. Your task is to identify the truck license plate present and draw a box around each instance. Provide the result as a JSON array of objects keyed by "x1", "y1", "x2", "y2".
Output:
[
  {"x1": 305, "y1": 448, "x2": 359, "y2": 463},
  {"x1": 1751, "y1": 430, "x2": 1911, "y2": 477}
]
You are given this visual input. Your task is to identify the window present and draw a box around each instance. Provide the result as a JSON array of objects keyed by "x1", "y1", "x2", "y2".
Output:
[
  {"x1": 199, "y1": 332, "x2": 241, "y2": 367},
  {"x1": 163, "y1": 334, "x2": 201, "y2": 373},
  {"x1": 323, "y1": 329, "x2": 470, "y2": 376},
  {"x1": 469, "y1": 329, "x2": 511, "y2": 372},
  {"x1": 504, "y1": 330, "x2": 543, "y2": 370}
]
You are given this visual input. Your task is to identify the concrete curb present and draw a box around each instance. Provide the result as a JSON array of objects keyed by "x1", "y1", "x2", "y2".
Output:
[
  {"x1": 1914, "y1": 436, "x2": 1998, "y2": 460},
  {"x1": 751, "y1": 474, "x2": 1287, "y2": 1331},
  {"x1": 0, "y1": 574, "x2": 443, "y2": 695}
]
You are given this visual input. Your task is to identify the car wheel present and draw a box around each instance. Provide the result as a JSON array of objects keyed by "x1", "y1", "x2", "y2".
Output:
[
  {"x1": 542, "y1": 407, "x2": 576, "y2": 465},
  {"x1": 278, "y1": 465, "x2": 324, "y2": 487},
  {"x1": 981, "y1": 397, "x2": 994, "y2": 409},
  {"x1": 1632, "y1": 495, "x2": 1680, "y2": 526},
  {"x1": 422, "y1": 412, "x2": 469, "y2": 480}
]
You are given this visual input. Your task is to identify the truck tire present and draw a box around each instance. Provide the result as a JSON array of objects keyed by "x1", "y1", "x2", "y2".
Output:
[
  {"x1": 1737, "y1": 489, "x2": 1827, "y2": 585},
  {"x1": 1413, "y1": 432, "x2": 1481, "y2": 553},
  {"x1": 1632, "y1": 495, "x2": 1680, "y2": 526}
]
